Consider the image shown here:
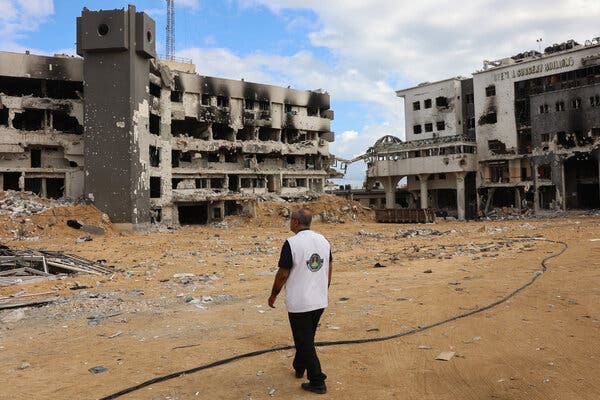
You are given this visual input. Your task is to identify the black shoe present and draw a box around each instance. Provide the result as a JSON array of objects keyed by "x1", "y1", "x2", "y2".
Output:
[
  {"x1": 301, "y1": 382, "x2": 327, "y2": 394},
  {"x1": 295, "y1": 369, "x2": 305, "y2": 378}
]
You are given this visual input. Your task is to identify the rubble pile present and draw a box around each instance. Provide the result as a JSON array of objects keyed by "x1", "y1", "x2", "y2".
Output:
[
  {"x1": 484, "y1": 207, "x2": 534, "y2": 220},
  {"x1": 0, "y1": 244, "x2": 116, "y2": 286},
  {"x1": 0, "y1": 190, "x2": 74, "y2": 216},
  {"x1": 394, "y1": 228, "x2": 444, "y2": 238},
  {"x1": 256, "y1": 195, "x2": 374, "y2": 225}
]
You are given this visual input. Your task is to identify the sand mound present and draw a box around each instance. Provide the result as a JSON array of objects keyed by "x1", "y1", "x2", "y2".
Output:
[{"x1": 255, "y1": 194, "x2": 374, "y2": 225}]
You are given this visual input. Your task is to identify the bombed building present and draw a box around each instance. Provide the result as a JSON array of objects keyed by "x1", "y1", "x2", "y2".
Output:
[
  {"x1": 0, "y1": 5, "x2": 335, "y2": 227},
  {"x1": 365, "y1": 38, "x2": 600, "y2": 219},
  {"x1": 365, "y1": 78, "x2": 478, "y2": 220}
]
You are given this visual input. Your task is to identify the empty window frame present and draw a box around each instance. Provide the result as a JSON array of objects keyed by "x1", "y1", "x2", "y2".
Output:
[
  {"x1": 424, "y1": 123, "x2": 433, "y2": 132},
  {"x1": 259, "y1": 101, "x2": 270, "y2": 111},
  {"x1": 435, "y1": 96, "x2": 448, "y2": 108},
  {"x1": 436, "y1": 121, "x2": 445, "y2": 131},
  {"x1": 171, "y1": 90, "x2": 183, "y2": 102},
  {"x1": 571, "y1": 98, "x2": 581, "y2": 109},
  {"x1": 150, "y1": 177, "x2": 161, "y2": 198},
  {"x1": 539, "y1": 104, "x2": 549, "y2": 114},
  {"x1": 245, "y1": 99, "x2": 255, "y2": 110},
  {"x1": 201, "y1": 94, "x2": 211, "y2": 105},
  {"x1": 149, "y1": 146, "x2": 160, "y2": 167},
  {"x1": 412, "y1": 101, "x2": 420, "y2": 111},
  {"x1": 216, "y1": 96, "x2": 229, "y2": 108},
  {"x1": 555, "y1": 100, "x2": 565, "y2": 112},
  {"x1": 485, "y1": 85, "x2": 496, "y2": 97},
  {"x1": 590, "y1": 95, "x2": 600, "y2": 107},
  {"x1": 424, "y1": 99, "x2": 432, "y2": 109},
  {"x1": 413, "y1": 124, "x2": 422, "y2": 134}
]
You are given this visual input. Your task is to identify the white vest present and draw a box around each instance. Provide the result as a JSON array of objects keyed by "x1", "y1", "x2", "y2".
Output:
[{"x1": 285, "y1": 230, "x2": 330, "y2": 313}]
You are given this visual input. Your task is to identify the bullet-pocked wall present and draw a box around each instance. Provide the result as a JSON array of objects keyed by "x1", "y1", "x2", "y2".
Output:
[{"x1": 77, "y1": 5, "x2": 156, "y2": 225}]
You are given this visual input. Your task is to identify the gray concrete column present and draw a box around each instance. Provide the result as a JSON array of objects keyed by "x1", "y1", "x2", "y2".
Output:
[
  {"x1": 418, "y1": 174, "x2": 430, "y2": 209},
  {"x1": 533, "y1": 161, "x2": 540, "y2": 214},
  {"x1": 41, "y1": 178, "x2": 47, "y2": 198},
  {"x1": 455, "y1": 171, "x2": 466, "y2": 221},
  {"x1": 514, "y1": 187, "x2": 521, "y2": 211},
  {"x1": 560, "y1": 161, "x2": 567, "y2": 211},
  {"x1": 382, "y1": 176, "x2": 400, "y2": 209},
  {"x1": 0, "y1": 173, "x2": 3, "y2": 191}
]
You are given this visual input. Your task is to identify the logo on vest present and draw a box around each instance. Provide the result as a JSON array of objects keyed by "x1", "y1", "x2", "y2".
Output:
[{"x1": 306, "y1": 253, "x2": 324, "y2": 272}]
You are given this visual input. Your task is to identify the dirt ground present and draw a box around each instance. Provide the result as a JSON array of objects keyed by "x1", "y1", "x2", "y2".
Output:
[{"x1": 0, "y1": 199, "x2": 599, "y2": 400}]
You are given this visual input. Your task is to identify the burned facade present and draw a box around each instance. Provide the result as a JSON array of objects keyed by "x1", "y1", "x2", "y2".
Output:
[
  {"x1": 366, "y1": 39, "x2": 600, "y2": 218},
  {"x1": 0, "y1": 5, "x2": 335, "y2": 227},
  {"x1": 475, "y1": 40, "x2": 600, "y2": 212}
]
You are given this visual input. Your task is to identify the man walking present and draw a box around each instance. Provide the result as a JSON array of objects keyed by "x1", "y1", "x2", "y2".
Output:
[{"x1": 268, "y1": 208, "x2": 332, "y2": 394}]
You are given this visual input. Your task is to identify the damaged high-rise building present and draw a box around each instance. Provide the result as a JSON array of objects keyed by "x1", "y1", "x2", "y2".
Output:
[
  {"x1": 365, "y1": 38, "x2": 600, "y2": 218},
  {"x1": 0, "y1": 5, "x2": 335, "y2": 227}
]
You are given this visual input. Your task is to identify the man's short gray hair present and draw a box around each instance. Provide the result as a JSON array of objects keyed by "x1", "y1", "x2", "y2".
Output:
[{"x1": 291, "y1": 208, "x2": 312, "y2": 228}]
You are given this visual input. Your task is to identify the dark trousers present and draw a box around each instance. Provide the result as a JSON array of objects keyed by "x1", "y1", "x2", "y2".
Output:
[{"x1": 288, "y1": 308, "x2": 327, "y2": 385}]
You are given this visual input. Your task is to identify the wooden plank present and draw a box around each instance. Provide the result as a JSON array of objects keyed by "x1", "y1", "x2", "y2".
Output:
[
  {"x1": 0, "y1": 298, "x2": 55, "y2": 310},
  {"x1": 46, "y1": 261, "x2": 102, "y2": 275}
]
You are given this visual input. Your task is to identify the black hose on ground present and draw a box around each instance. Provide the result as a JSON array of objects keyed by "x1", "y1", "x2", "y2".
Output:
[{"x1": 99, "y1": 237, "x2": 567, "y2": 400}]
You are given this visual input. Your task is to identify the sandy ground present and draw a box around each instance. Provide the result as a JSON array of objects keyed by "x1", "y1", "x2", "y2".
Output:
[{"x1": 0, "y1": 202, "x2": 599, "y2": 400}]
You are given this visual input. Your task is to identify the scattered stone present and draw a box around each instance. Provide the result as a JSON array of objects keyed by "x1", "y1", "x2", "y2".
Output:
[
  {"x1": 1, "y1": 309, "x2": 25, "y2": 323},
  {"x1": 256, "y1": 370, "x2": 264, "y2": 376},
  {"x1": 373, "y1": 262, "x2": 386, "y2": 268},
  {"x1": 19, "y1": 362, "x2": 30, "y2": 370},
  {"x1": 366, "y1": 328, "x2": 379, "y2": 332},
  {"x1": 417, "y1": 345, "x2": 432, "y2": 350},
  {"x1": 423, "y1": 269, "x2": 432, "y2": 274},
  {"x1": 88, "y1": 365, "x2": 108, "y2": 374},
  {"x1": 338, "y1": 297, "x2": 350, "y2": 302},
  {"x1": 463, "y1": 336, "x2": 481, "y2": 343},
  {"x1": 435, "y1": 351, "x2": 455, "y2": 361},
  {"x1": 75, "y1": 236, "x2": 92, "y2": 243},
  {"x1": 268, "y1": 388, "x2": 276, "y2": 396},
  {"x1": 108, "y1": 331, "x2": 123, "y2": 339}
]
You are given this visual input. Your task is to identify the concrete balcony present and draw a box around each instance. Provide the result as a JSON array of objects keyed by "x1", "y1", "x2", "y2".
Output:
[
  {"x1": 286, "y1": 114, "x2": 330, "y2": 132},
  {"x1": 243, "y1": 110, "x2": 272, "y2": 127},
  {"x1": 368, "y1": 152, "x2": 478, "y2": 177}
]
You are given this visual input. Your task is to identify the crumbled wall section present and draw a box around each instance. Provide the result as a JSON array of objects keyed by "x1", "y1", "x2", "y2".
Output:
[
  {"x1": 0, "y1": 51, "x2": 84, "y2": 200},
  {"x1": 0, "y1": 5, "x2": 336, "y2": 227}
]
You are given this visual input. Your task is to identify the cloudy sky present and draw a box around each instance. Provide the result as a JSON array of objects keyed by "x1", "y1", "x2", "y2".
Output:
[{"x1": 1, "y1": 0, "x2": 599, "y2": 186}]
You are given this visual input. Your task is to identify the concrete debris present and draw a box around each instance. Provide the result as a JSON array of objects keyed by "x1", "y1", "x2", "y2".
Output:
[
  {"x1": 19, "y1": 362, "x2": 31, "y2": 370},
  {"x1": 88, "y1": 365, "x2": 108, "y2": 374},
  {"x1": 0, "y1": 245, "x2": 115, "y2": 281},
  {"x1": 395, "y1": 229, "x2": 443, "y2": 238},
  {"x1": 1, "y1": 309, "x2": 25, "y2": 323},
  {"x1": 435, "y1": 351, "x2": 456, "y2": 361},
  {"x1": 0, "y1": 191, "x2": 73, "y2": 217}
]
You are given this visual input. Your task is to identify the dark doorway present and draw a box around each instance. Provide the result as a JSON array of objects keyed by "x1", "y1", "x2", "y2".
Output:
[
  {"x1": 31, "y1": 148, "x2": 41, "y2": 168},
  {"x1": 224, "y1": 200, "x2": 243, "y2": 216},
  {"x1": 25, "y1": 178, "x2": 42, "y2": 195},
  {"x1": 490, "y1": 187, "x2": 515, "y2": 207},
  {"x1": 3, "y1": 173, "x2": 20, "y2": 190},
  {"x1": 46, "y1": 178, "x2": 64, "y2": 199},
  {"x1": 178, "y1": 204, "x2": 208, "y2": 225},
  {"x1": 228, "y1": 175, "x2": 239, "y2": 191},
  {"x1": 564, "y1": 156, "x2": 599, "y2": 209}
]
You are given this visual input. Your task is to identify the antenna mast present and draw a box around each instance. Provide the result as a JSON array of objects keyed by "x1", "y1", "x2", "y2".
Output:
[{"x1": 166, "y1": 0, "x2": 175, "y2": 60}]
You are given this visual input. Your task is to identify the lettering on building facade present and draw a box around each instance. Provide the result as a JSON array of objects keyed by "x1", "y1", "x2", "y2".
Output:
[{"x1": 494, "y1": 57, "x2": 575, "y2": 82}]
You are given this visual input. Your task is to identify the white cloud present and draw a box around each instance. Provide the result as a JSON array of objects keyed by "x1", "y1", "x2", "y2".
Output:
[
  {"x1": 0, "y1": 0, "x2": 54, "y2": 50},
  {"x1": 176, "y1": 0, "x2": 201, "y2": 11},
  {"x1": 16, "y1": 0, "x2": 53, "y2": 18},
  {"x1": 177, "y1": 1, "x2": 600, "y2": 184}
]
